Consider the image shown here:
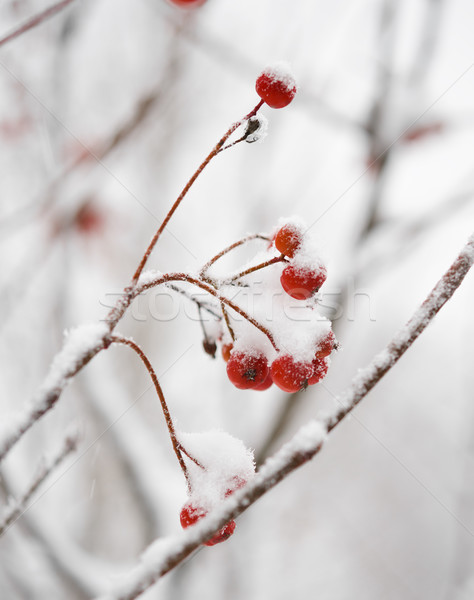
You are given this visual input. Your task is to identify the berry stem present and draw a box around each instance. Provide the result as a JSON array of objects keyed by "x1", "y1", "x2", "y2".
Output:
[
  {"x1": 224, "y1": 254, "x2": 287, "y2": 284},
  {"x1": 110, "y1": 335, "x2": 193, "y2": 492},
  {"x1": 221, "y1": 304, "x2": 236, "y2": 342},
  {"x1": 137, "y1": 273, "x2": 279, "y2": 351},
  {"x1": 199, "y1": 233, "x2": 271, "y2": 281},
  {"x1": 131, "y1": 100, "x2": 265, "y2": 285}
]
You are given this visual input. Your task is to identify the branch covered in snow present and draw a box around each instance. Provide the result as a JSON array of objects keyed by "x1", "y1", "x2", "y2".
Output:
[
  {"x1": 96, "y1": 232, "x2": 474, "y2": 600},
  {"x1": 0, "y1": 429, "x2": 79, "y2": 536},
  {"x1": 0, "y1": 324, "x2": 108, "y2": 462}
]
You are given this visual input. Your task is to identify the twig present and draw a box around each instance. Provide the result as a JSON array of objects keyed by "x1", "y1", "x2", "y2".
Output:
[
  {"x1": 131, "y1": 101, "x2": 265, "y2": 284},
  {"x1": 137, "y1": 273, "x2": 279, "y2": 351},
  {"x1": 0, "y1": 430, "x2": 79, "y2": 536},
  {"x1": 223, "y1": 255, "x2": 286, "y2": 284},
  {"x1": 110, "y1": 335, "x2": 193, "y2": 492},
  {"x1": 95, "y1": 232, "x2": 474, "y2": 600},
  {"x1": 199, "y1": 233, "x2": 270, "y2": 280},
  {"x1": 0, "y1": 0, "x2": 76, "y2": 48}
]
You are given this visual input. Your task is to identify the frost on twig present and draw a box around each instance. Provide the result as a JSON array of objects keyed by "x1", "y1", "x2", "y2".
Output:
[
  {"x1": 96, "y1": 232, "x2": 474, "y2": 600},
  {"x1": 0, "y1": 323, "x2": 108, "y2": 462},
  {"x1": 0, "y1": 428, "x2": 79, "y2": 536}
]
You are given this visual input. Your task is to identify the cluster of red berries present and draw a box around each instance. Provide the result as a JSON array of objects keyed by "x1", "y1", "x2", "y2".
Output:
[
  {"x1": 223, "y1": 329, "x2": 335, "y2": 394},
  {"x1": 180, "y1": 476, "x2": 246, "y2": 546},
  {"x1": 217, "y1": 221, "x2": 335, "y2": 394}
]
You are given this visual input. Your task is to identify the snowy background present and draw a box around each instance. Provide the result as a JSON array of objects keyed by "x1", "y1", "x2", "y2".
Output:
[{"x1": 0, "y1": 0, "x2": 474, "y2": 598}]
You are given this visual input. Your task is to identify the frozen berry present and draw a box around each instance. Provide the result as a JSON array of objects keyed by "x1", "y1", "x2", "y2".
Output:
[
  {"x1": 255, "y1": 64, "x2": 297, "y2": 109},
  {"x1": 226, "y1": 351, "x2": 269, "y2": 390},
  {"x1": 308, "y1": 357, "x2": 329, "y2": 385},
  {"x1": 314, "y1": 330, "x2": 335, "y2": 359},
  {"x1": 221, "y1": 343, "x2": 233, "y2": 362},
  {"x1": 274, "y1": 223, "x2": 303, "y2": 258},
  {"x1": 253, "y1": 370, "x2": 273, "y2": 391},
  {"x1": 180, "y1": 502, "x2": 236, "y2": 546},
  {"x1": 270, "y1": 355, "x2": 314, "y2": 393},
  {"x1": 280, "y1": 264, "x2": 327, "y2": 300}
]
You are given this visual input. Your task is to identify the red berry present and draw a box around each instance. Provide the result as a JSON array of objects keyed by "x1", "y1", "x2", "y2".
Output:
[
  {"x1": 255, "y1": 65, "x2": 297, "y2": 109},
  {"x1": 221, "y1": 343, "x2": 233, "y2": 362},
  {"x1": 280, "y1": 264, "x2": 327, "y2": 300},
  {"x1": 168, "y1": 0, "x2": 206, "y2": 7},
  {"x1": 253, "y1": 370, "x2": 273, "y2": 391},
  {"x1": 226, "y1": 351, "x2": 269, "y2": 390},
  {"x1": 179, "y1": 502, "x2": 236, "y2": 546},
  {"x1": 270, "y1": 355, "x2": 314, "y2": 393},
  {"x1": 274, "y1": 223, "x2": 303, "y2": 258},
  {"x1": 314, "y1": 330, "x2": 335, "y2": 359},
  {"x1": 308, "y1": 357, "x2": 329, "y2": 385}
]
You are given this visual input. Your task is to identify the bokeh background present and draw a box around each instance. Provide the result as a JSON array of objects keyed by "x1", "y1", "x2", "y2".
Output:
[{"x1": 0, "y1": 0, "x2": 473, "y2": 598}]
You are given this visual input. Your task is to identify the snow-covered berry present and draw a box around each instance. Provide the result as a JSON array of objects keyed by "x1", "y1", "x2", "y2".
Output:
[
  {"x1": 274, "y1": 223, "x2": 304, "y2": 257},
  {"x1": 179, "y1": 502, "x2": 236, "y2": 546},
  {"x1": 256, "y1": 63, "x2": 297, "y2": 109},
  {"x1": 226, "y1": 350, "x2": 269, "y2": 390},
  {"x1": 280, "y1": 264, "x2": 327, "y2": 300},
  {"x1": 271, "y1": 355, "x2": 314, "y2": 393}
]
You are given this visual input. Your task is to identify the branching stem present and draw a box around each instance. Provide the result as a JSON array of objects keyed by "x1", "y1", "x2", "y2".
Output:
[{"x1": 132, "y1": 100, "x2": 264, "y2": 284}]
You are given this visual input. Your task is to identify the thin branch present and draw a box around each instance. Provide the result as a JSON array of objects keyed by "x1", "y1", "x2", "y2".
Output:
[
  {"x1": 199, "y1": 233, "x2": 270, "y2": 280},
  {"x1": 131, "y1": 101, "x2": 265, "y2": 284},
  {"x1": 137, "y1": 273, "x2": 279, "y2": 351},
  {"x1": 0, "y1": 0, "x2": 76, "y2": 48},
  {"x1": 0, "y1": 430, "x2": 79, "y2": 536},
  {"x1": 223, "y1": 255, "x2": 286, "y2": 284},
  {"x1": 110, "y1": 335, "x2": 192, "y2": 492},
  {"x1": 165, "y1": 283, "x2": 222, "y2": 319},
  {"x1": 95, "y1": 232, "x2": 474, "y2": 600}
]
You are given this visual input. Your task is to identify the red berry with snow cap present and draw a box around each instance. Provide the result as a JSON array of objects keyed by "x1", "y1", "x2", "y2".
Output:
[
  {"x1": 274, "y1": 223, "x2": 304, "y2": 258},
  {"x1": 256, "y1": 64, "x2": 297, "y2": 109},
  {"x1": 280, "y1": 264, "x2": 327, "y2": 300},
  {"x1": 270, "y1": 355, "x2": 314, "y2": 393},
  {"x1": 226, "y1": 350, "x2": 269, "y2": 390}
]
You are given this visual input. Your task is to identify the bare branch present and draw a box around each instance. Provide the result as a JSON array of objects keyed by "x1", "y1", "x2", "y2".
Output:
[
  {"x1": 0, "y1": 0, "x2": 76, "y2": 48},
  {"x1": 0, "y1": 429, "x2": 79, "y2": 536},
  {"x1": 95, "y1": 232, "x2": 474, "y2": 600}
]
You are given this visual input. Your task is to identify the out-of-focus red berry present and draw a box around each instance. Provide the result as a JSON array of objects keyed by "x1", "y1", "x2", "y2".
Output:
[
  {"x1": 179, "y1": 502, "x2": 236, "y2": 546},
  {"x1": 168, "y1": 0, "x2": 206, "y2": 7},
  {"x1": 221, "y1": 343, "x2": 233, "y2": 362},
  {"x1": 280, "y1": 264, "x2": 327, "y2": 300},
  {"x1": 226, "y1": 351, "x2": 269, "y2": 390},
  {"x1": 255, "y1": 66, "x2": 297, "y2": 109},
  {"x1": 274, "y1": 223, "x2": 303, "y2": 258},
  {"x1": 270, "y1": 355, "x2": 314, "y2": 393}
]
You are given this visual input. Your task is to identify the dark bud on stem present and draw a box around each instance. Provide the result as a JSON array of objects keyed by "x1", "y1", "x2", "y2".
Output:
[
  {"x1": 244, "y1": 116, "x2": 262, "y2": 143},
  {"x1": 202, "y1": 339, "x2": 217, "y2": 358}
]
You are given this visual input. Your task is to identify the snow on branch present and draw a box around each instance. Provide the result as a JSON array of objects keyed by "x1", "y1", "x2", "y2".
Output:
[
  {"x1": 0, "y1": 428, "x2": 79, "y2": 536},
  {"x1": 96, "y1": 232, "x2": 474, "y2": 600},
  {"x1": 0, "y1": 323, "x2": 108, "y2": 462}
]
